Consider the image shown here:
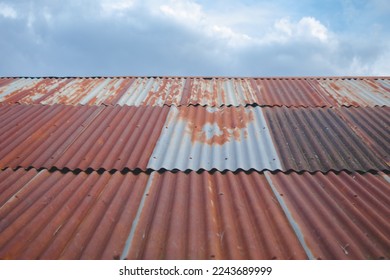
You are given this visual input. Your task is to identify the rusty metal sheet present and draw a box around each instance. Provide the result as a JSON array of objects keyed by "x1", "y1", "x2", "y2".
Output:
[
  {"x1": 253, "y1": 78, "x2": 336, "y2": 107},
  {"x1": 0, "y1": 104, "x2": 169, "y2": 171},
  {"x1": 335, "y1": 107, "x2": 390, "y2": 165},
  {"x1": 184, "y1": 78, "x2": 259, "y2": 106},
  {"x1": 1, "y1": 77, "x2": 389, "y2": 107},
  {"x1": 147, "y1": 106, "x2": 282, "y2": 171},
  {"x1": 0, "y1": 169, "x2": 148, "y2": 260},
  {"x1": 2, "y1": 169, "x2": 388, "y2": 260},
  {"x1": 266, "y1": 171, "x2": 390, "y2": 259},
  {"x1": 317, "y1": 78, "x2": 390, "y2": 106},
  {"x1": 0, "y1": 169, "x2": 308, "y2": 260},
  {"x1": 125, "y1": 171, "x2": 307, "y2": 260},
  {"x1": 263, "y1": 107, "x2": 389, "y2": 172},
  {"x1": 117, "y1": 77, "x2": 186, "y2": 106}
]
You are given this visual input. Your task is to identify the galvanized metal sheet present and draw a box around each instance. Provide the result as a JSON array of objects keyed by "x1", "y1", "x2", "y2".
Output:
[
  {"x1": 0, "y1": 104, "x2": 169, "y2": 171},
  {"x1": 1, "y1": 169, "x2": 388, "y2": 260},
  {"x1": 1, "y1": 77, "x2": 389, "y2": 107},
  {"x1": 117, "y1": 77, "x2": 186, "y2": 106},
  {"x1": 317, "y1": 78, "x2": 390, "y2": 106},
  {"x1": 0, "y1": 169, "x2": 308, "y2": 260},
  {"x1": 125, "y1": 171, "x2": 307, "y2": 260},
  {"x1": 335, "y1": 107, "x2": 390, "y2": 165},
  {"x1": 254, "y1": 78, "x2": 336, "y2": 107},
  {"x1": 0, "y1": 169, "x2": 148, "y2": 260},
  {"x1": 266, "y1": 171, "x2": 390, "y2": 259},
  {"x1": 147, "y1": 106, "x2": 282, "y2": 171},
  {"x1": 263, "y1": 107, "x2": 389, "y2": 172}
]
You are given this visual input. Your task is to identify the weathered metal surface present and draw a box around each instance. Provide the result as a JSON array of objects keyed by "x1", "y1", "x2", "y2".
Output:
[
  {"x1": 116, "y1": 77, "x2": 186, "y2": 106},
  {"x1": 0, "y1": 169, "x2": 308, "y2": 260},
  {"x1": 147, "y1": 106, "x2": 282, "y2": 171},
  {"x1": 1, "y1": 77, "x2": 389, "y2": 107},
  {"x1": 254, "y1": 78, "x2": 336, "y2": 107},
  {"x1": 0, "y1": 104, "x2": 169, "y2": 171},
  {"x1": 184, "y1": 78, "x2": 259, "y2": 106},
  {"x1": 266, "y1": 171, "x2": 390, "y2": 259},
  {"x1": 0, "y1": 169, "x2": 148, "y2": 260},
  {"x1": 1, "y1": 104, "x2": 388, "y2": 172},
  {"x1": 317, "y1": 78, "x2": 390, "y2": 106},
  {"x1": 1, "y1": 169, "x2": 388, "y2": 260},
  {"x1": 263, "y1": 107, "x2": 389, "y2": 172},
  {"x1": 335, "y1": 107, "x2": 390, "y2": 165},
  {"x1": 125, "y1": 171, "x2": 307, "y2": 260}
]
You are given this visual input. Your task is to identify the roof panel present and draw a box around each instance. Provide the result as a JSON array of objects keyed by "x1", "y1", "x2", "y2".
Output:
[
  {"x1": 317, "y1": 78, "x2": 390, "y2": 106},
  {"x1": 147, "y1": 106, "x2": 282, "y2": 171},
  {"x1": 0, "y1": 169, "x2": 148, "y2": 260},
  {"x1": 126, "y1": 171, "x2": 306, "y2": 260},
  {"x1": 335, "y1": 107, "x2": 390, "y2": 165},
  {"x1": 1, "y1": 77, "x2": 389, "y2": 107},
  {"x1": 0, "y1": 104, "x2": 169, "y2": 171},
  {"x1": 263, "y1": 107, "x2": 389, "y2": 172},
  {"x1": 1, "y1": 169, "x2": 388, "y2": 260},
  {"x1": 266, "y1": 171, "x2": 390, "y2": 259},
  {"x1": 254, "y1": 78, "x2": 336, "y2": 107}
]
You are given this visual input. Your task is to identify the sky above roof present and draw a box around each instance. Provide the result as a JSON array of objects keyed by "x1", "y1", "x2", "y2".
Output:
[{"x1": 0, "y1": 0, "x2": 389, "y2": 77}]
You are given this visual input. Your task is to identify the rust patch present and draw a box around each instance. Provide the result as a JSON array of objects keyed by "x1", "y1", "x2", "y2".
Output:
[
  {"x1": 178, "y1": 107, "x2": 254, "y2": 145},
  {"x1": 329, "y1": 82, "x2": 341, "y2": 91}
]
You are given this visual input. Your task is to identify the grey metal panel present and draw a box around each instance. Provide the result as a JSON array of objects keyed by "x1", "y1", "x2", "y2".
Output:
[{"x1": 147, "y1": 106, "x2": 282, "y2": 171}]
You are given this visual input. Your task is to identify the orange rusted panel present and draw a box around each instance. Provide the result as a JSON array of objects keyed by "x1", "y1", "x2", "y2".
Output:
[
  {"x1": 0, "y1": 104, "x2": 169, "y2": 171},
  {"x1": 266, "y1": 171, "x2": 390, "y2": 259}
]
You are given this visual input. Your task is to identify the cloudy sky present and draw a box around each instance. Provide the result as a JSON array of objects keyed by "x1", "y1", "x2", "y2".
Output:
[{"x1": 0, "y1": 0, "x2": 389, "y2": 77}]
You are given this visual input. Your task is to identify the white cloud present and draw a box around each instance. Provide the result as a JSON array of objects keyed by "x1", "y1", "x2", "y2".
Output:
[
  {"x1": 100, "y1": 0, "x2": 136, "y2": 16},
  {"x1": 0, "y1": 2, "x2": 17, "y2": 19},
  {"x1": 273, "y1": 17, "x2": 329, "y2": 43}
]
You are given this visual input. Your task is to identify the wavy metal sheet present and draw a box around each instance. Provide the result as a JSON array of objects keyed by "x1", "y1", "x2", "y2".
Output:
[
  {"x1": 0, "y1": 104, "x2": 169, "y2": 171},
  {"x1": 266, "y1": 171, "x2": 390, "y2": 260},
  {"x1": 0, "y1": 169, "x2": 148, "y2": 260},
  {"x1": 147, "y1": 106, "x2": 282, "y2": 171},
  {"x1": 0, "y1": 169, "x2": 307, "y2": 260},
  {"x1": 1, "y1": 77, "x2": 389, "y2": 107},
  {"x1": 253, "y1": 78, "x2": 336, "y2": 107},
  {"x1": 1, "y1": 169, "x2": 388, "y2": 260},
  {"x1": 335, "y1": 107, "x2": 390, "y2": 165},
  {"x1": 317, "y1": 78, "x2": 390, "y2": 106},
  {"x1": 125, "y1": 171, "x2": 306, "y2": 260},
  {"x1": 263, "y1": 107, "x2": 389, "y2": 172}
]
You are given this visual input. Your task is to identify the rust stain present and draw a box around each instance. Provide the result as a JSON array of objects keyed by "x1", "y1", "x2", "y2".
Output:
[
  {"x1": 104, "y1": 78, "x2": 135, "y2": 105},
  {"x1": 178, "y1": 107, "x2": 254, "y2": 145},
  {"x1": 144, "y1": 78, "x2": 168, "y2": 105}
]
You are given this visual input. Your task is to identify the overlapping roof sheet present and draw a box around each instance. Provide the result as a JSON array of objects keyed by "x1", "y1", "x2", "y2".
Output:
[
  {"x1": 0, "y1": 77, "x2": 389, "y2": 107},
  {"x1": 1, "y1": 169, "x2": 389, "y2": 260},
  {"x1": 0, "y1": 76, "x2": 389, "y2": 260},
  {"x1": 0, "y1": 104, "x2": 388, "y2": 172}
]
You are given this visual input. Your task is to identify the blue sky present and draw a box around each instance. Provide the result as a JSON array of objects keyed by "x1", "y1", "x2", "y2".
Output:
[{"x1": 0, "y1": 0, "x2": 389, "y2": 76}]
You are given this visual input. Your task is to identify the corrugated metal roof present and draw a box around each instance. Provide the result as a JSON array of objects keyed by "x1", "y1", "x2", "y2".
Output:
[
  {"x1": 1, "y1": 169, "x2": 388, "y2": 260},
  {"x1": 0, "y1": 104, "x2": 169, "y2": 171},
  {"x1": 0, "y1": 169, "x2": 148, "y2": 260},
  {"x1": 317, "y1": 78, "x2": 390, "y2": 106},
  {"x1": 148, "y1": 106, "x2": 282, "y2": 171},
  {"x1": 0, "y1": 75, "x2": 388, "y2": 260},
  {"x1": 266, "y1": 171, "x2": 390, "y2": 260},
  {"x1": 0, "y1": 104, "x2": 388, "y2": 172},
  {"x1": 263, "y1": 107, "x2": 389, "y2": 172},
  {"x1": 0, "y1": 77, "x2": 389, "y2": 107}
]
